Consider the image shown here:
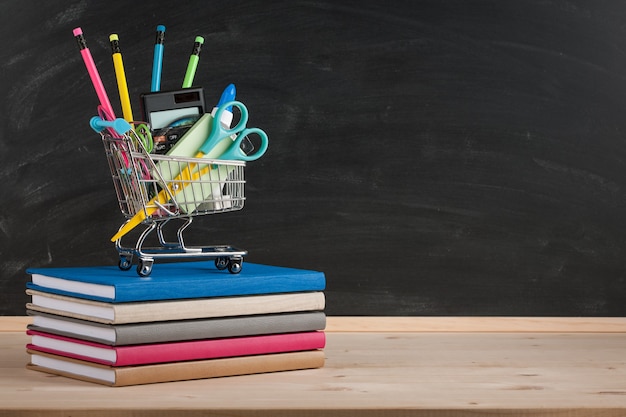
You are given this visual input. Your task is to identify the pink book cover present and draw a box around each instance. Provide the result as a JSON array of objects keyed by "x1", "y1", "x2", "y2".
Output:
[{"x1": 26, "y1": 329, "x2": 325, "y2": 366}]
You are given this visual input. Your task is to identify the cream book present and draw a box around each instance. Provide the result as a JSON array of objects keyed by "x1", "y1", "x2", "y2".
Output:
[
  {"x1": 27, "y1": 349, "x2": 325, "y2": 387},
  {"x1": 26, "y1": 289, "x2": 326, "y2": 324}
]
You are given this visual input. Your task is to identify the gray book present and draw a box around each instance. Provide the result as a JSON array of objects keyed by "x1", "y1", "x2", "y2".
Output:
[{"x1": 27, "y1": 310, "x2": 326, "y2": 346}]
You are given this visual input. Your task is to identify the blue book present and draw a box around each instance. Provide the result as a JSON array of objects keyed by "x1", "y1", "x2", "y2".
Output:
[{"x1": 26, "y1": 262, "x2": 326, "y2": 303}]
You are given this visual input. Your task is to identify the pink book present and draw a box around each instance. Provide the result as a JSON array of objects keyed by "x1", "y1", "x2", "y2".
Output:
[{"x1": 26, "y1": 329, "x2": 325, "y2": 366}]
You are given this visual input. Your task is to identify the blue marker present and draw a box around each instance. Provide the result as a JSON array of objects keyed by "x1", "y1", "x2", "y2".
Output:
[
  {"x1": 212, "y1": 84, "x2": 237, "y2": 127},
  {"x1": 151, "y1": 25, "x2": 166, "y2": 92},
  {"x1": 217, "y1": 83, "x2": 236, "y2": 110},
  {"x1": 213, "y1": 84, "x2": 252, "y2": 154}
]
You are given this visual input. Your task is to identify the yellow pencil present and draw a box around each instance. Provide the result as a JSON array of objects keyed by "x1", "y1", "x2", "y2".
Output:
[{"x1": 109, "y1": 34, "x2": 134, "y2": 123}]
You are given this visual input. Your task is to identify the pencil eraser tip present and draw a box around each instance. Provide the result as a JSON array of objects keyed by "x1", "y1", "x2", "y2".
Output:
[
  {"x1": 195, "y1": 36, "x2": 204, "y2": 44},
  {"x1": 157, "y1": 25, "x2": 166, "y2": 32},
  {"x1": 73, "y1": 27, "x2": 83, "y2": 36},
  {"x1": 109, "y1": 34, "x2": 119, "y2": 41}
]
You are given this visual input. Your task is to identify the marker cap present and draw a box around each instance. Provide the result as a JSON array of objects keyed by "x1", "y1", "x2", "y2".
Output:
[{"x1": 211, "y1": 106, "x2": 234, "y2": 128}]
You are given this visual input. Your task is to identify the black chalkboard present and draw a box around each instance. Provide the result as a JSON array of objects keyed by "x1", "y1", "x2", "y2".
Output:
[{"x1": 3, "y1": 0, "x2": 626, "y2": 316}]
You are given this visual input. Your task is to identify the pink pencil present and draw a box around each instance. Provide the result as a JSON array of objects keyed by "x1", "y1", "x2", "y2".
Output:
[{"x1": 73, "y1": 27, "x2": 116, "y2": 119}]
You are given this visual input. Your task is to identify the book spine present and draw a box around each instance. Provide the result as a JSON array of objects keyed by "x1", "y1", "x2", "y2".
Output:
[
  {"x1": 27, "y1": 350, "x2": 326, "y2": 386},
  {"x1": 111, "y1": 292, "x2": 326, "y2": 324},
  {"x1": 27, "y1": 265, "x2": 326, "y2": 302},
  {"x1": 115, "y1": 331, "x2": 326, "y2": 366},
  {"x1": 114, "y1": 311, "x2": 327, "y2": 345},
  {"x1": 27, "y1": 291, "x2": 325, "y2": 325},
  {"x1": 27, "y1": 330, "x2": 326, "y2": 366},
  {"x1": 113, "y1": 350, "x2": 325, "y2": 386},
  {"x1": 114, "y1": 269, "x2": 326, "y2": 302}
]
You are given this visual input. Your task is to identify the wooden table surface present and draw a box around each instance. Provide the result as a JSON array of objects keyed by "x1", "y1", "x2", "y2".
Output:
[{"x1": 1, "y1": 316, "x2": 626, "y2": 417}]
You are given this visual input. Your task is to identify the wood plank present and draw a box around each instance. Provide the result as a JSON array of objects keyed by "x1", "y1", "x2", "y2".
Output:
[
  {"x1": 325, "y1": 316, "x2": 626, "y2": 332},
  {"x1": 0, "y1": 317, "x2": 30, "y2": 332},
  {"x1": 4, "y1": 316, "x2": 626, "y2": 333},
  {"x1": 1, "y1": 331, "x2": 626, "y2": 416}
]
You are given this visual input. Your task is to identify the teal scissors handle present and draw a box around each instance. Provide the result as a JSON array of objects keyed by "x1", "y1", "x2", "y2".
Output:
[
  {"x1": 197, "y1": 100, "x2": 249, "y2": 155},
  {"x1": 219, "y1": 127, "x2": 269, "y2": 161}
]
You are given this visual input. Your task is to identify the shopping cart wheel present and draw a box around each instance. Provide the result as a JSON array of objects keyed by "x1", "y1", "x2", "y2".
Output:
[
  {"x1": 137, "y1": 259, "x2": 153, "y2": 277},
  {"x1": 228, "y1": 258, "x2": 243, "y2": 274},
  {"x1": 215, "y1": 257, "x2": 229, "y2": 270},
  {"x1": 118, "y1": 255, "x2": 133, "y2": 271}
]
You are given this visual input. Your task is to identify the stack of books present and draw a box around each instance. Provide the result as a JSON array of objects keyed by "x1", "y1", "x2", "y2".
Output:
[{"x1": 24, "y1": 261, "x2": 326, "y2": 386}]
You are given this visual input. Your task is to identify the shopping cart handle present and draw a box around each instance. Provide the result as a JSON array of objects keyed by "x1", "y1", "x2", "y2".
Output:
[{"x1": 90, "y1": 116, "x2": 132, "y2": 135}]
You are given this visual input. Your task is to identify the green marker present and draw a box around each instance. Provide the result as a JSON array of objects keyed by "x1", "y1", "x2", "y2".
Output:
[{"x1": 182, "y1": 36, "x2": 204, "y2": 88}]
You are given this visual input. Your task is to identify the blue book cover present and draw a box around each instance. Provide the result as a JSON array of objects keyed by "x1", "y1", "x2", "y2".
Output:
[{"x1": 26, "y1": 262, "x2": 326, "y2": 303}]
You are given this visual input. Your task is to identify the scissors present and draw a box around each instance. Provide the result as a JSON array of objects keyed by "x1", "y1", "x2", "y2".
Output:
[{"x1": 197, "y1": 100, "x2": 269, "y2": 162}]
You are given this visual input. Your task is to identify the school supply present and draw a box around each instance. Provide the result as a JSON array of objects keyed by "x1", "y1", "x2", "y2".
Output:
[
  {"x1": 109, "y1": 34, "x2": 134, "y2": 123},
  {"x1": 27, "y1": 310, "x2": 327, "y2": 345},
  {"x1": 108, "y1": 100, "x2": 268, "y2": 246},
  {"x1": 27, "y1": 349, "x2": 325, "y2": 387},
  {"x1": 152, "y1": 113, "x2": 233, "y2": 211},
  {"x1": 210, "y1": 84, "x2": 255, "y2": 156},
  {"x1": 140, "y1": 87, "x2": 206, "y2": 130},
  {"x1": 151, "y1": 25, "x2": 166, "y2": 92},
  {"x1": 215, "y1": 83, "x2": 236, "y2": 123},
  {"x1": 26, "y1": 261, "x2": 326, "y2": 302},
  {"x1": 171, "y1": 101, "x2": 268, "y2": 211},
  {"x1": 47, "y1": 24, "x2": 324, "y2": 388},
  {"x1": 25, "y1": 262, "x2": 327, "y2": 386},
  {"x1": 26, "y1": 290, "x2": 326, "y2": 324},
  {"x1": 132, "y1": 123, "x2": 154, "y2": 153},
  {"x1": 161, "y1": 113, "x2": 225, "y2": 162},
  {"x1": 151, "y1": 122, "x2": 197, "y2": 154},
  {"x1": 90, "y1": 116, "x2": 131, "y2": 136},
  {"x1": 72, "y1": 26, "x2": 269, "y2": 276},
  {"x1": 140, "y1": 87, "x2": 206, "y2": 153},
  {"x1": 217, "y1": 83, "x2": 236, "y2": 108},
  {"x1": 73, "y1": 28, "x2": 116, "y2": 125},
  {"x1": 27, "y1": 329, "x2": 326, "y2": 366},
  {"x1": 182, "y1": 36, "x2": 204, "y2": 88},
  {"x1": 98, "y1": 122, "x2": 247, "y2": 275},
  {"x1": 91, "y1": 113, "x2": 152, "y2": 178},
  {"x1": 153, "y1": 93, "x2": 258, "y2": 209},
  {"x1": 194, "y1": 100, "x2": 268, "y2": 160}
]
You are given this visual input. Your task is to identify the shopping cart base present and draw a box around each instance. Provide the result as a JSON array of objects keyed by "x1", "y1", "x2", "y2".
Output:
[
  {"x1": 112, "y1": 214, "x2": 248, "y2": 277},
  {"x1": 117, "y1": 245, "x2": 247, "y2": 277}
]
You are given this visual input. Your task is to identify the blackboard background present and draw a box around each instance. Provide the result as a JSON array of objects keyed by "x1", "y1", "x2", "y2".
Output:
[{"x1": 2, "y1": 0, "x2": 626, "y2": 316}]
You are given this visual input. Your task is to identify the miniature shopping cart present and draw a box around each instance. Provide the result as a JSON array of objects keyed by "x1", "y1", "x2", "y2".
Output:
[{"x1": 93, "y1": 117, "x2": 247, "y2": 277}]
